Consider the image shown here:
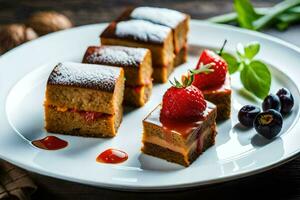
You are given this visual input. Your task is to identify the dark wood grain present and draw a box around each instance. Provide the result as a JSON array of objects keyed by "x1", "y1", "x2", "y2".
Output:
[
  {"x1": 29, "y1": 157, "x2": 300, "y2": 200},
  {"x1": 1, "y1": 0, "x2": 300, "y2": 199}
]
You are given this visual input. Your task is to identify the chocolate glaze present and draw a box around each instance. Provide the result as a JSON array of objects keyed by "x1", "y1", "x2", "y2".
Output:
[
  {"x1": 82, "y1": 46, "x2": 148, "y2": 68},
  {"x1": 144, "y1": 101, "x2": 217, "y2": 139},
  {"x1": 47, "y1": 62, "x2": 122, "y2": 92},
  {"x1": 101, "y1": 20, "x2": 171, "y2": 45}
]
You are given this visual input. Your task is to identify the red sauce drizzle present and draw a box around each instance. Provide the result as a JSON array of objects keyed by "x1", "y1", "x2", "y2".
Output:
[
  {"x1": 133, "y1": 85, "x2": 142, "y2": 93},
  {"x1": 32, "y1": 136, "x2": 68, "y2": 150},
  {"x1": 79, "y1": 111, "x2": 104, "y2": 123},
  {"x1": 96, "y1": 148, "x2": 128, "y2": 164}
]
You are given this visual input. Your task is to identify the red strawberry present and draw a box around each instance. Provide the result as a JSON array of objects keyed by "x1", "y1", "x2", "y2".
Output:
[
  {"x1": 193, "y1": 49, "x2": 227, "y2": 90},
  {"x1": 160, "y1": 84, "x2": 207, "y2": 121}
]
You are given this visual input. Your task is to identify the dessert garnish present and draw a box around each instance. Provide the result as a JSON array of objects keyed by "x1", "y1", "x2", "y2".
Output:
[
  {"x1": 192, "y1": 47, "x2": 227, "y2": 90},
  {"x1": 238, "y1": 88, "x2": 294, "y2": 139},
  {"x1": 262, "y1": 94, "x2": 281, "y2": 112},
  {"x1": 32, "y1": 136, "x2": 68, "y2": 150},
  {"x1": 254, "y1": 109, "x2": 283, "y2": 140},
  {"x1": 276, "y1": 88, "x2": 294, "y2": 114},
  {"x1": 96, "y1": 148, "x2": 128, "y2": 164},
  {"x1": 238, "y1": 105, "x2": 261, "y2": 127},
  {"x1": 220, "y1": 41, "x2": 271, "y2": 99},
  {"x1": 160, "y1": 67, "x2": 213, "y2": 121}
]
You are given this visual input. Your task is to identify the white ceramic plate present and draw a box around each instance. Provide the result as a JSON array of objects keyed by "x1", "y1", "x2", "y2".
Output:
[{"x1": 1, "y1": 20, "x2": 300, "y2": 191}]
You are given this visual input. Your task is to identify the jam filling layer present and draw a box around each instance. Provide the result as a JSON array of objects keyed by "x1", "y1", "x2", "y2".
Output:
[{"x1": 48, "y1": 105, "x2": 110, "y2": 123}]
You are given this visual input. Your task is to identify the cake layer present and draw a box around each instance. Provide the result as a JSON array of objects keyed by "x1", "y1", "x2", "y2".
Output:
[
  {"x1": 152, "y1": 59, "x2": 174, "y2": 83},
  {"x1": 46, "y1": 62, "x2": 124, "y2": 114},
  {"x1": 174, "y1": 46, "x2": 188, "y2": 67},
  {"x1": 100, "y1": 20, "x2": 174, "y2": 68},
  {"x1": 82, "y1": 45, "x2": 152, "y2": 86},
  {"x1": 45, "y1": 105, "x2": 123, "y2": 137},
  {"x1": 124, "y1": 83, "x2": 152, "y2": 107},
  {"x1": 143, "y1": 123, "x2": 216, "y2": 155},
  {"x1": 117, "y1": 7, "x2": 190, "y2": 53},
  {"x1": 142, "y1": 124, "x2": 216, "y2": 167},
  {"x1": 203, "y1": 74, "x2": 231, "y2": 120},
  {"x1": 143, "y1": 102, "x2": 217, "y2": 147}
]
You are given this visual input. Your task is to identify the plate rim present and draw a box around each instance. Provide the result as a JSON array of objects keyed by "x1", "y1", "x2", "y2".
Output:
[{"x1": 1, "y1": 19, "x2": 300, "y2": 191}]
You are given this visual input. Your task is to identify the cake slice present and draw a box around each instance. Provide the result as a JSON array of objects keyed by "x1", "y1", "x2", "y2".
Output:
[
  {"x1": 202, "y1": 74, "x2": 231, "y2": 121},
  {"x1": 192, "y1": 49, "x2": 232, "y2": 121},
  {"x1": 117, "y1": 7, "x2": 190, "y2": 54},
  {"x1": 142, "y1": 103, "x2": 217, "y2": 167},
  {"x1": 142, "y1": 74, "x2": 217, "y2": 167},
  {"x1": 82, "y1": 45, "x2": 152, "y2": 106},
  {"x1": 124, "y1": 84, "x2": 152, "y2": 107},
  {"x1": 44, "y1": 62, "x2": 125, "y2": 137},
  {"x1": 174, "y1": 46, "x2": 188, "y2": 67},
  {"x1": 100, "y1": 19, "x2": 174, "y2": 83}
]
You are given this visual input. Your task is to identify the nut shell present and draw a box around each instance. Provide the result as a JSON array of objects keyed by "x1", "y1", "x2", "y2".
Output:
[
  {"x1": 0, "y1": 24, "x2": 38, "y2": 54},
  {"x1": 28, "y1": 11, "x2": 72, "y2": 35}
]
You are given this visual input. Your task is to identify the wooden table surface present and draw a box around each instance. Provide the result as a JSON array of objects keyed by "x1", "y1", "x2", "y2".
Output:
[{"x1": 2, "y1": 0, "x2": 300, "y2": 199}]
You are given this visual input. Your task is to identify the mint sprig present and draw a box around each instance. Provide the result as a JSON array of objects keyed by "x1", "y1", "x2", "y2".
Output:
[{"x1": 221, "y1": 41, "x2": 271, "y2": 99}]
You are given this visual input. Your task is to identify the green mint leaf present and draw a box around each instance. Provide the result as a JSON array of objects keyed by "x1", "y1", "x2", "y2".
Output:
[
  {"x1": 236, "y1": 43, "x2": 245, "y2": 59},
  {"x1": 240, "y1": 60, "x2": 271, "y2": 99},
  {"x1": 221, "y1": 52, "x2": 239, "y2": 74},
  {"x1": 234, "y1": 0, "x2": 259, "y2": 29},
  {"x1": 244, "y1": 41, "x2": 260, "y2": 59}
]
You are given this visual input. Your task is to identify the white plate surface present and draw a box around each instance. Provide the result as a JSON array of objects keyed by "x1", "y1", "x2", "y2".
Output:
[{"x1": 1, "y1": 20, "x2": 300, "y2": 191}]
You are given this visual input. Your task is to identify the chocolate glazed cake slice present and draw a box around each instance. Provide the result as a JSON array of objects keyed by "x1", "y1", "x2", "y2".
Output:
[
  {"x1": 117, "y1": 6, "x2": 190, "y2": 54},
  {"x1": 100, "y1": 19, "x2": 174, "y2": 83},
  {"x1": 83, "y1": 45, "x2": 153, "y2": 107},
  {"x1": 44, "y1": 62, "x2": 125, "y2": 137},
  {"x1": 142, "y1": 102, "x2": 217, "y2": 167},
  {"x1": 117, "y1": 7, "x2": 189, "y2": 67}
]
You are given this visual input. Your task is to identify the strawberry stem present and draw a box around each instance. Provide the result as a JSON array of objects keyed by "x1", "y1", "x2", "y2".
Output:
[
  {"x1": 217, "y1": 39, "x2": 228, "y2": 55},
  {"x1": 169, "y1": 64, "x2": 214, "y2": 88}
]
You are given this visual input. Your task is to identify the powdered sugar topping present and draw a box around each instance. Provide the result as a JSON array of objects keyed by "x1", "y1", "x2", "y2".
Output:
[
  {"x1": 130, "y1": 7, "x2": 186, "y2": 28},
  {"x1": 85, "y1": 46, "x2": 148, "y2": 68},
  {"x1": 115, "y1": 20, "x2": 171, "y2": 44},
  {"x1": 47, "y1": 62, "x2": 121, "y2": 92}
]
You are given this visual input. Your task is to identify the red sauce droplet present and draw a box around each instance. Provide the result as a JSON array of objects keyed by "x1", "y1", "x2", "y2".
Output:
[
  {"x1": 96, "y1": 148, "x2": 128, "y2": 164},
  {"x1": 32, "y1": 136, "x2": 68, "y2": 150}
]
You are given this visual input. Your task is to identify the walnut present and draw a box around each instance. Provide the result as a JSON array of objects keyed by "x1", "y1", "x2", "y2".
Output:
[
  {"x1": 0, "y1": 24, "x2": 38, "y2": 54},
  {"x1": 28, "y1": 11, "x2": 73, "y2": 36}
]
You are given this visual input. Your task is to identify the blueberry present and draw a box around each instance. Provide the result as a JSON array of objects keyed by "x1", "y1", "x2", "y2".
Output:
[
  {"x1": 238, "y1": 105, "x2": 261, "y2": 127},
  {"x1": 262, "y1": 94, "x2": 281, "y2": 112},
  {"x1": 254, "y1": 109, "x2": 283, "y2": 139},
  {"x1": 276, "y1": 88, "x2": 294, "y2": 114}
]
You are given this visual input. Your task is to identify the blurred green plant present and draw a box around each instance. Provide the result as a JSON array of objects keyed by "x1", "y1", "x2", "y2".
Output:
[{"x1": 208, "y1": 0, "x2": 300, "y2": 31}]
